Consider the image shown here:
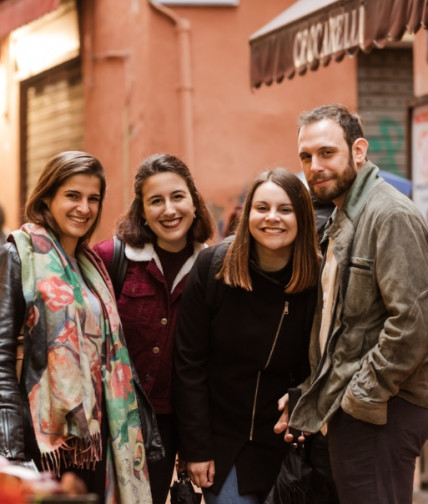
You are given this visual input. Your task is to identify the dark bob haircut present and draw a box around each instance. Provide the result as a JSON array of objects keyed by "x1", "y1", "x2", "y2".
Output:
[{"x1": 116, "y1": 153, "x2": 214, "y2": 247}]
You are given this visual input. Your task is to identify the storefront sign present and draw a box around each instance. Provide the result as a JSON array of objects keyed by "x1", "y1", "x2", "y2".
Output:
[
  {"x1": 250, "y1": 0, "x2": 428, "y2": 88},
  {"x1": 293, "y1": 5, "x2": 364, "y2": 69}
]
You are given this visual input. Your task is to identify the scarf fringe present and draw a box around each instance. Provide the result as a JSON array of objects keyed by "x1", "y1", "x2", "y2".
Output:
[{"x1": 41, "y1": 433, "x2": 102, "y2": 477}]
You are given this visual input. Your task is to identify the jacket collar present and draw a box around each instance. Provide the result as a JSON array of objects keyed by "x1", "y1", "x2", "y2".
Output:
[
  {"x1": 124, "y1": 241, "x2": 206, "y2": 292},
  {"x1": 324, "y1": 161, "x2": 383, "y2": 256},
  {"x1": 342, "y1": 161, "x2": 382, "y2": 222}
]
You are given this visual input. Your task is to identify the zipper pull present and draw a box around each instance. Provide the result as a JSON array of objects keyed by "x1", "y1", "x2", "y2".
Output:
[{"x1": 284, "y1": 300, "x2": 289, "y2": 315}]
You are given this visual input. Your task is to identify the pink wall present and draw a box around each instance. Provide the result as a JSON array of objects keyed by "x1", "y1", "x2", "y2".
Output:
[
  {"x1": 413, "y1": 29, "x2": 428, "y2": 97},
  {"x1": 3, "y1": 2, "x2": 428, "y2": 241},
  {"x1": 0, "y1": 38, "x2": 20, "y2": 231},
  {"x1": 82, "y1": 0, "x2": 358, "y2": 242}
]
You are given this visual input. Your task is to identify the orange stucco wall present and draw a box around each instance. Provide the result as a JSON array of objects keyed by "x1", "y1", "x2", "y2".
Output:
[
  {"x1": 413, "y1": 29, "x2": 428, "y2": 97},
  {"x1": 10, "y1": 1, "x2": 428, "y2": 241},
  {"x1": 81, "y1": 0, "x2": 358, "y2": 243},
  {"x1": 0, "y1": 37, "x2": 20, "y2": 232},
  {"x1": 2, "y1": 2, "x2": 428, "y2": 242}
]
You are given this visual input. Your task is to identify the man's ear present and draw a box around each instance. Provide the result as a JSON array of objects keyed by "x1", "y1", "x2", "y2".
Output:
[{"x1": 352, "y1": 137, "x2": 369, "y2": 167}]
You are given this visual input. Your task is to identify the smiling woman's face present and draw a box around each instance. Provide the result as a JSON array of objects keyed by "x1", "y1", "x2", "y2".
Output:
[
  {"x1": 46, "y1": 174, "x2": 101, "y2": 256},
  {"x1": 249, "y1": 180, "x2": 297, "y2": 270},
  {"x1": 141, "y1": 171, "x2": 196, "y2": 252}
]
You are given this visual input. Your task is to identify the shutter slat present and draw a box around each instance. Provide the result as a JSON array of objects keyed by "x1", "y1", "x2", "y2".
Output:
[{"x1": 25, "y1": 61, "x2": 83, "y2": 197}]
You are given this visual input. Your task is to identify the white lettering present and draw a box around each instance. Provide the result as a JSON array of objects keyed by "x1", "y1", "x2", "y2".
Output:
[
  {"x1": 359, "y1": 4, "x2": 366, "y2": 48},
  {"x1": 307, "y1": 22, "x2": 323, "y2": 63},
  {"x1": 292, "y1": 5, "x2": 365, "y2": 69}
]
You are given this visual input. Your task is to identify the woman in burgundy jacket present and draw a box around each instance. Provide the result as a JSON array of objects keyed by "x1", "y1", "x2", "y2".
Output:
[{"x1": 93, "y1": 153, "x2": 214, "y2": 504}]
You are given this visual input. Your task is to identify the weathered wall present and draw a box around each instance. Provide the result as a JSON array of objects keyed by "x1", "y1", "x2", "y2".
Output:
[
  {"x1": 413, "y1": 29, "x2": 428, "y2": 97},
  {"x1": 3, "y1": 2, "x2": 428, "y2": 241},
  {"x1": 81, "y1": 0, "x2": 358, "y2": 242},
  {"x1": 0, "y1": 37, "x2": 20, "y2": 231}
]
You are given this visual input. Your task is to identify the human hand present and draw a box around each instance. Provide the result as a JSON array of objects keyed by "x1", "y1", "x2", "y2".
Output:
[
  {"x1": 60, "y1": 472, "x2": 88, "y2": 495},
  {"x1": 186, "y1": 460, "x2": 215, "y2": 488},
  {"x1": 274, "y1": 392, "x2": 307, "y2": 443},
  {"x1": 274, "y1": 392, "x2": 289, "y2": 435}
]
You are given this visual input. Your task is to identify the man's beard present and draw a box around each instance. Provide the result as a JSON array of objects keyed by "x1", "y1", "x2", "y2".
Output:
[{"x1": 308, "y1": 157, "x2": 357, "y2": 205}]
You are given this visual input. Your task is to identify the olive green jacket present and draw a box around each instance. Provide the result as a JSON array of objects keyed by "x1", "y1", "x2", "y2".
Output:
[{"x1": 291, "y1": 162, "x2": 428, "y2": 432}]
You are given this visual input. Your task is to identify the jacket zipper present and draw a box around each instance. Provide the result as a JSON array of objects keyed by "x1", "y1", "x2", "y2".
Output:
[{"x1": 249, "y1": 300, "x2": 289, "y2": 440}]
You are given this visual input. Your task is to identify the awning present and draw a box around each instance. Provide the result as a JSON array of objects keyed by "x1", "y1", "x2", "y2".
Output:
[
  {"x1": 249, "y1": 0, "x2": 428, "y2": 87},
  {"x1": 0, "y1": 0, "x2": 60, "y2": 40}
]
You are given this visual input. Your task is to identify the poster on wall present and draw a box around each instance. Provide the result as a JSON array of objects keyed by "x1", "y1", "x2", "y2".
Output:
[{"x1": 409, "y1": 96, "x2": 428, "y2": 224}]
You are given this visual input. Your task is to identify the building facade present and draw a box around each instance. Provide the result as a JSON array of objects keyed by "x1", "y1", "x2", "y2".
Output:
[
  {"x1": 1, "y1": 0, "x2": 428, "y2": 490},
  {"x1": 0, "y1": 0, "x2": 427, "y2": 241}
]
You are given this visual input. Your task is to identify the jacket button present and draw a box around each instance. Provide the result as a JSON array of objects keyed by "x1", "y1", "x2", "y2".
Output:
[
  {"x1": 160, "y1": 318, "x2": 168, "y2": 325},
  {"x1": 144, "y1": 374, "x2": 151, "y2": 382},
  {"x1": 152, "y1": 346, "x2": 160, "y2": 355}
]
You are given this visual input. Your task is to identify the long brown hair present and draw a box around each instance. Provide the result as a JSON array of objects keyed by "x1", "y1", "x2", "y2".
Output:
[
  {"x1": 217, "y1": 168, "x2": 320, "y2": 293},
  {"x1": 116, "y1": 153, "x2": 214, "y2": 247},
  {"x1": 25, "y1": 151, "x2": 106, "y2": 246}
]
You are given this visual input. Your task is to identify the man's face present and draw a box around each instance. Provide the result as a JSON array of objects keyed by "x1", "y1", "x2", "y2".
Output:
[{"x1": 298, "y1": 118, "x2": 358, "y2": 209}]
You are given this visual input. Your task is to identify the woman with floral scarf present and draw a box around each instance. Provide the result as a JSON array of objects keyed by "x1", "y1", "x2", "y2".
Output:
[{"x1": 0, "y1": 151, "x2": 154, "y2": 503}]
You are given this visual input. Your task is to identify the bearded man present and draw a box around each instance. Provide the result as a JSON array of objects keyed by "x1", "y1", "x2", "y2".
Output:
[{"x1": 276, "y1": 103, "x2": 428, "y2": 504}]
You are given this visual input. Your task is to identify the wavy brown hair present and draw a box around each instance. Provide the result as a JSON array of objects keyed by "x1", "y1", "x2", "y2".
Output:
[
  {"x1": 25, "y1": 151, "x2": 106, "y2": 246},
  {"x1": 217, "y1": 168, "x2": 320, "y2": 293},
  {"x1": 116, "y1": 153, "x2": 214, "y2": 247}
]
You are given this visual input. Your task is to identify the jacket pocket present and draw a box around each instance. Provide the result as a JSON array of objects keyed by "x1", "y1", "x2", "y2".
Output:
[
  {"x1": 118, "y1": 281, "x2": 157, "y2": 323},
  {"x1": 343, "y1": 257, "x2": 376, "y2": 320}
]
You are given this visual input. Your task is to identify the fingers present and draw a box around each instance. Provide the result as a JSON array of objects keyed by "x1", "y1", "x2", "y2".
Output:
[
  {"x1": 187, "y1": 461, "x2": 215, "y2": 488},
  {"x1": 60, "y1": 472, "x2": 88, "y2": 495},
  {"x1": 284, "y1": 431, "x2": 307, "y2": 444},
  {"x1": 207, "y1": 460, "x2": 215, "y2": 486},
  {"x1": 274, "y1": 416, "x2": 288, "y2": 434},
  {"x1": 277, "y1": 392, "x2": 289, "y2": 412},
  {"x1": 274, "y1": 392, "x2": 289, "y2": 434}
]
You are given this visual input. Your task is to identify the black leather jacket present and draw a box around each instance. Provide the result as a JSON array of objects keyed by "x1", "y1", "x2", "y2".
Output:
[{"x1": 0, "y1": 241, "x2": 164, "y2": 463}]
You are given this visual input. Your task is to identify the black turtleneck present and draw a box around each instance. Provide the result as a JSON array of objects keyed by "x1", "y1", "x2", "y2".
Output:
[{"x1": 154, "y1": 241, "x2": 193, "y2": 290}]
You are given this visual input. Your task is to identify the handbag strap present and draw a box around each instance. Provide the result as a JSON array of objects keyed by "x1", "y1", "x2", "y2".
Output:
[{"x1": 110, "y1": 236, "x2": 128, "y2": 299}]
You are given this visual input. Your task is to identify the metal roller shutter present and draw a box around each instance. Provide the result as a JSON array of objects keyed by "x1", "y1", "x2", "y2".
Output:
[{"x1": 20, "y1": 58, "x2": 83, "y2": 201}]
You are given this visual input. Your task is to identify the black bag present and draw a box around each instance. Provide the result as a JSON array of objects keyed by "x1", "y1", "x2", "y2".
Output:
[
  {"x1": 170, "y1": 472, "x2": 202, "y2": 504},
  {"x1": 109, "y1": 236, "x2": 128, "y2": 299},
  {"x1": 264, "y1": 388, "x2": 339, "y2": 504}
]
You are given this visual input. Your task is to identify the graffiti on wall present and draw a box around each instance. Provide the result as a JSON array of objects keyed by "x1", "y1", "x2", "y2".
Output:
[{"x1": 366, "y1": 117, "x2": 405, "y2": 177}]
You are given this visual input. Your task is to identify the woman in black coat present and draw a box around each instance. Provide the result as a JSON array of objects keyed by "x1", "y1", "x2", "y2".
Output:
[{"x1": 174, "y1": 168, "x2": 320, "y2": 504}]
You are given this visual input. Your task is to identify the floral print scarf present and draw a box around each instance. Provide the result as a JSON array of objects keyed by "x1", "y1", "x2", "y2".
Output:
[{"x1": 13, "y1": 224, "x2": 152, "y2": 504}]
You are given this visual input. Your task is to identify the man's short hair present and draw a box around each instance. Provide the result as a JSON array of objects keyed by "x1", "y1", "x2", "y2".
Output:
[{"x1": 298, "y1": 104, "x2": 365, "y2": 151}]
